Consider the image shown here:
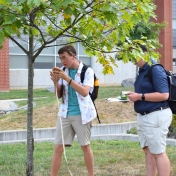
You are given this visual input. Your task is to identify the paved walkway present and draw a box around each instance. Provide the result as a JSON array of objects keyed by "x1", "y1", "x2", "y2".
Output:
[
  {"x1": 0, "y1": 97, "x2": 48, "y2": 102},
  {"x1": 0, "y1": 97, "x2": 47, "y2": 113}
]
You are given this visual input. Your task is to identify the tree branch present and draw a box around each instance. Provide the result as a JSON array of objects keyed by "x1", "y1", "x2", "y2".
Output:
[
  {"x1": 8, "y1": 35, "x2": 28, "y2": 55},
  {"x1": 32, "y1": 24, "x2": 46, "y2": 44}
]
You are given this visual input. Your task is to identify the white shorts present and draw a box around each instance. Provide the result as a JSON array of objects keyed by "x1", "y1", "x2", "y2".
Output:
[{"x1": 137, "y1": 108, "x2": 172, "y2": 154}]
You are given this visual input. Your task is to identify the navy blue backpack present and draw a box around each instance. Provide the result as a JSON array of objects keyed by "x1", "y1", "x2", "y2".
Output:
[{"x1": 146, "y1": 64, "x2": 176, "y2": 114}]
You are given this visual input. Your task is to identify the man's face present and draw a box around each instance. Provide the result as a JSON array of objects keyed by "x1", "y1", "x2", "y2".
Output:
[
  {"x1": 59, "y1": 51, "x2": 75, "y2": 68},
  {"x1": 135, "y1": 58, "x2": 145, "y2": 68}
]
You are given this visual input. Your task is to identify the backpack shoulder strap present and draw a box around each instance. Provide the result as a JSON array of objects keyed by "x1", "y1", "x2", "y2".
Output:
[
  {"x1": 80, "y1": 65, "x2": 100, "y2": 123},
  {"x1": 81, "y1": 65, "x2": 88, "y2": 83},
  {"x1": 63, "y1": 65, "x2": 90, "y2": 83},
  {"x1": 145, "y1": 63, "x2": 164, "y2": 84}
]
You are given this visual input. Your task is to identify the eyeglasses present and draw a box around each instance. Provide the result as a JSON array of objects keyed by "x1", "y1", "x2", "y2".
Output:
[
  {"x1": 66, "y1": 50, "x2": 74, "y2": 56},
  {"x1": 59, "y1": 50, "x2": 76, "y2": 60}
]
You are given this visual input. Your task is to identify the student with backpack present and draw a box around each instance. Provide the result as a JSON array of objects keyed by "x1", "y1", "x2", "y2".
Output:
[
  {"x1": 127, "y1": 45, "x2": 172, "y2": 176},
  {"x1": 50, "y1": 45, "x2": 96, "y2": 176}
]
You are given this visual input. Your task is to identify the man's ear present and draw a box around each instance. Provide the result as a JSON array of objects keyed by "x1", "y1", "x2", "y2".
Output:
[{"x1": 73, "y1": 54, "x2": 76, "y2": 59}]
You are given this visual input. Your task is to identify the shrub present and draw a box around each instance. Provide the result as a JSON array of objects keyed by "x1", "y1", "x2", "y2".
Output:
[
  {"x1": 127, "y1": 127, "x2": 138, "y2": 135},
  {"x1": 168, "y1": 114, "x2": 176, "y2": 139}
]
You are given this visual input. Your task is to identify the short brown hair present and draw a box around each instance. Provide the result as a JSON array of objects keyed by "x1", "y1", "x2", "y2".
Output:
[
  {"x1": 58, "y1": 45, "x2": 77, "y2": 56},
  {"x1": 140, "y1": 45, "x2": 148, "y2": 52}
]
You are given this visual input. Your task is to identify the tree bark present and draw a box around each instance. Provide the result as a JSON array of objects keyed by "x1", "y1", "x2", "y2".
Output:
[{"x1": 26, "y1": 31, "x2": 34, "y2": 176}]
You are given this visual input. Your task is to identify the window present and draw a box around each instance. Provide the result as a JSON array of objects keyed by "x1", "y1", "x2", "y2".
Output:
[
  {"x1": 10, "y1": 55, "x2": 28, "y2": 69},
  {"x1": 34, "y1": 56, "x2": 55, "y2": 69},
  {"x1": 9, "y1": 39, "x2": 28, "y2": 54},
  {"x1": 9, "y1": 39, "x2": 91, "y2": 69}
]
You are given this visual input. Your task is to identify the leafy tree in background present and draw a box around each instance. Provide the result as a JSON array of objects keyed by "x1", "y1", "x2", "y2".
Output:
[
  {"x1": 130, "y1": 21, "x2": 165, "y2": 40},
  {"x1": 0, "y1": 0, "x2": 162, "y2": 175},
  {"x1": 116, "y1": 21, "x2": 166, "y2": 63},
  {"x1": 115, "y1": 21, "x2": 166, "y2": 76}
]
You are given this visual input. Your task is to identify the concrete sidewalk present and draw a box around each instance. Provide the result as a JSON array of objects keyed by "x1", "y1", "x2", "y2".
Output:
[{"x1": 0, "y1": 97, "x2": 48, "y2": 102}]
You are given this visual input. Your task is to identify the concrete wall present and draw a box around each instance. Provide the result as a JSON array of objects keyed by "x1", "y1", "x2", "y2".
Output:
[
  {"x1": 1, "y1": 122, "x2": 176, "y2": 146},
  {"x1": 91, "y1": 56, "x2": 136, "y2": 85},
  {"x1": 10, "y1": 69, "x2": 54, "y2": 89},
  {"x1": 10, "y1": 58, "x2": 137, "y2": 89},
  {"x1": 0, "y1": 122, "x2": 137, "y2": 144},
  {"x1": 9, "y1": 55, "x2": 176, "y2": 89},
  {"x1": 173, "y1": 66, "x2": 176, "y2": 72}
]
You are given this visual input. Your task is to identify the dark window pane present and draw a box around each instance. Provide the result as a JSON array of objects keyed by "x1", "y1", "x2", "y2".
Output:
[{"x1": 34, "y1": 62, "x2": 54, "y2": 69}]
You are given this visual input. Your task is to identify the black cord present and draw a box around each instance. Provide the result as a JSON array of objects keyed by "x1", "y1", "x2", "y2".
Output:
[{"x1": 69, "y1": 78, "x2": 72, "y2": 85}]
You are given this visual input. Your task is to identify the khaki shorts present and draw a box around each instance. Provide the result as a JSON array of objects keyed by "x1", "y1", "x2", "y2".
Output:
[
  {"x1": 137, "y1": 108, "x2": 172, "y2": 154},
  {"x1": 55, "y1": 115, "x2": 92, "y2": 146}
]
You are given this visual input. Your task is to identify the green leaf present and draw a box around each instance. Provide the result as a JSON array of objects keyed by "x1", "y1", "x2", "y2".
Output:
[
  {"x1": 27, "y1": 0, "x2": 41, "y2": 6},
  {"x1": 0, "y1": 0, "x2": 161, "y2": 73},
  {"x1": 0, "y1": 30, "x2": 5, "y2": 48},
  {"x1": 62, "y1": 0, "x2": 71, "y2": 7}
]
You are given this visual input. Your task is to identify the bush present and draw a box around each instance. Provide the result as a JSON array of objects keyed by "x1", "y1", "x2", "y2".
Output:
[
  {"x1": 168, "y1": 114, "x2": 176, "y2": 139},
  {"x1": 127, "y1": 127, "x2": 138, "y2": 135}
]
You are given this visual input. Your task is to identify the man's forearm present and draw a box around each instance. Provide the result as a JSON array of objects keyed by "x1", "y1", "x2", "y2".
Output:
[{"x1": 68, "y1": 79, "x2": 90, "y2": 97}]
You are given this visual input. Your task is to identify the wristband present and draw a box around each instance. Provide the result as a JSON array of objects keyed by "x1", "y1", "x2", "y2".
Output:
[
  {"x1": 69, "y1": 78, "x2": 72, "y2": 85},
  {"x1": 141, "y1": 93, "x2": 145, "y2": 101}
]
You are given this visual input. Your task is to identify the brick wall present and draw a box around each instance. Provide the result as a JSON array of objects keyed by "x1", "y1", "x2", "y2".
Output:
[
  {"x1": 154, "y1": 0, "x2": 172, "y2": 71},
  {"x1": 0, "y1": 39, "x2": 9, "y2": 91}
]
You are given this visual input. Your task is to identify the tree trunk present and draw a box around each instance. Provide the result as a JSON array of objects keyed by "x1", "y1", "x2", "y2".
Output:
[{"x1": 26, "y1": 33, "x2": 34, "y2": 176}]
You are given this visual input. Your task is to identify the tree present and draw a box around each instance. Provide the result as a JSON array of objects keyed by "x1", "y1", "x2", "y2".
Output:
[
  {"x1": 116, "y1": 21, "x2": 166, "y2": 64},
  {"x1": 0, "y1": 0, "x2": 161, "y2": 175},
  {"x1": 115, "y1": 21, "x2": 166, "y2": 76},
  {"x1": 129, "y1": 21, "x2": 165, "y2": 41}
]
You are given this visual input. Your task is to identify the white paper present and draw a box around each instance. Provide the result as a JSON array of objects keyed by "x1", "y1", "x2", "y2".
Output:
[{"x1": 106, "y1": 96, "x2": 129, "y2": 102}]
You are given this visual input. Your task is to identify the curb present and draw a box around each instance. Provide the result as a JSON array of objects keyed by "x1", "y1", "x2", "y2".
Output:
[{"x1": 0, "y1": 122, "x2": 176, "y2": 146}]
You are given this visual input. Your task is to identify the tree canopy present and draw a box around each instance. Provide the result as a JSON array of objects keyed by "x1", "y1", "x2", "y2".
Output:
[
  {"x1": 0, "y1": 1, "x2": 163, "y2": 175},
  {"x1": 0, "y1": 0, "x2": 161, "y2": 74},
  {"x1": 116, "y1": 21, "x2": 165, "y2": 64}
]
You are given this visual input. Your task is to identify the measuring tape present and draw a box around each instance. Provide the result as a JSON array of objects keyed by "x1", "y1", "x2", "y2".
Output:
[{"x1": 55, "y1": 83, "x2": 73, "y2": 176}]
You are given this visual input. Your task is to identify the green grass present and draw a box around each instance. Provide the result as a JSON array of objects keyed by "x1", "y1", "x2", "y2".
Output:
[
  {"x1": 0, "y1": 85, "x2": 133, "y2": 109},
  {"x1": 0, "y1": 89, "x2": 55, "y2": 100},
  {"x1": 0, "y1": 140, "x2": 176, "y2": 176},
  {"x1": 0, "y1": 87, "x2": 176, "y2": 175},
  {"x1": 0, "y1": 88, "x2": 58, "y2": 108},
  {"x1": 98, "y1": 85, "x2": 134, "y2": 99},
  {"x1": 0, "y1": 85, "x2": 133, "y2": 101}
]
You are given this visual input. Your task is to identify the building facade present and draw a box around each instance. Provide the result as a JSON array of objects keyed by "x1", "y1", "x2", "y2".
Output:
[
  {"x1": 0, "y1": 40, "x2": 9, "y2": 91},
  {"x1": 0, "y1": 0, "x2": 174, "y2": 90},
  {"x1": 172, "y1": 0, "x2": 176, "y2": 65}
]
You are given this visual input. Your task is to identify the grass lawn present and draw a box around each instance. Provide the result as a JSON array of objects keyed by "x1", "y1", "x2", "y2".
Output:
[
  {"x1": 0, "y1": 86, "x2": 176, "y2": 175},
  {"x1": 0, "y1": 86, "x2": 136, "y2": 130},
  {"x1": 0, "y1": 140, "x2": 176, "y2": 176},
  {"x1": 0, "y1": 85, "x2": 133, "y2": 100}
]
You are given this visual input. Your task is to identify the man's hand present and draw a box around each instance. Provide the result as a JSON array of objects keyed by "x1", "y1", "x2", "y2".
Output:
[
  {"x1": 50, "y1": 67, "x2": 62, "y2": 84},
  {"x1": 127, "y1": 92, "x2": 141, "y2": 102},
  {"x1": 51, "y1": 67, "x2": 70, "y2": 83},
  {"x1": 52, "y1": 67, "x2": 70, "y2": 82},
  {"x1": 52, "y1": 67, "x2": 62, "y2": 76}
]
